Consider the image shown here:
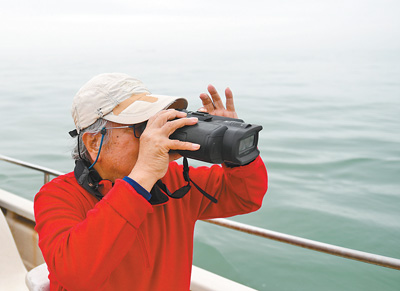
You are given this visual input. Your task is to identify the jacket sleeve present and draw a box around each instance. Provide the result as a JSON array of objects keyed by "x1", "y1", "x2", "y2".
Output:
[
  {"x1": 34, "y1": 179, "x2": 153, "y2": 290},
  {"x1": 184, "y1": 155, "x2": 268, "y2": 221}
]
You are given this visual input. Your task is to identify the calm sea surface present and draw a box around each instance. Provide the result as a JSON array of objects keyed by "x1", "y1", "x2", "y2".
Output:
[{"x1": 1, "y1": 48, "x2": 399, "y2": 290}]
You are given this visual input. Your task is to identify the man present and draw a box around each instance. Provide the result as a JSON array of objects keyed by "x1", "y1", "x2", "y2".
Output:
[{"x1": 34, "y1": 73, "x2": 268, "y2": 290}]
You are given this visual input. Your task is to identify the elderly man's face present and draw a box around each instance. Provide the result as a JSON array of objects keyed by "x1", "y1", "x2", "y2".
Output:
[{"x1": 94, "y1": 122, "x2": 141, "y2": 182}]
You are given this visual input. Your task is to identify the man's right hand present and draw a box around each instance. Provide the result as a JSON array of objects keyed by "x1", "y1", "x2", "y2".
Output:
[{"x1": 128, "y1": 110, "x2": 200, "y2": 192}]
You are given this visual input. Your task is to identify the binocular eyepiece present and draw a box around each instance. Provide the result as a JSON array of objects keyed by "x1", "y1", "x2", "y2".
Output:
[{"x1": 170, "y1": 110, "x2": 262, "y2": 165}]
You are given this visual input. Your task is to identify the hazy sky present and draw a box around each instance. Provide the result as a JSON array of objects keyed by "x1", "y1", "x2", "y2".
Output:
[{"x1": 0, "y1": 0, "x2": 399, "y2": 55}]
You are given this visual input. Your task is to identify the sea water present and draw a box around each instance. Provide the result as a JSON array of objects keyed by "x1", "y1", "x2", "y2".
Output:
[{"x1": 0, "y1": 47, "x2": 399, "y2": 290}]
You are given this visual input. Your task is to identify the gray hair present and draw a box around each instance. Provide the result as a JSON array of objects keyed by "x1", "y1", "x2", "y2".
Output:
[{"x1": 72, "y1": 119, "x2": 111, "y2": 162}]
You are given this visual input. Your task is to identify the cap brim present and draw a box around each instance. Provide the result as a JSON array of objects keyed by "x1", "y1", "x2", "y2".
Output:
[{"x1": 103, "y1": 94, "x2": 188, "y2": 125}]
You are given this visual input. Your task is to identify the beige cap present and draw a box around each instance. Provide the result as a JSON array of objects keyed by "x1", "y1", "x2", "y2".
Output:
[{"x1": 71, "y1": 73, "x2": 188, "y2": 133}]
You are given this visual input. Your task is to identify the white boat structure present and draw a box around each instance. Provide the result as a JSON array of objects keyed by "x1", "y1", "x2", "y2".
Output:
[{"x1": 1, "y1": 154, "x2": 399, "y2": 290}]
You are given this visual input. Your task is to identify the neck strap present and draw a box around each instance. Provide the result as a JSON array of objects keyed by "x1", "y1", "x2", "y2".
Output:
[
  {"x1": 74, "y1": 159, "x2": 104, "y2": 200},
  {"x1": 73, "y1": 157, "x2": 217, "y2": 204}
]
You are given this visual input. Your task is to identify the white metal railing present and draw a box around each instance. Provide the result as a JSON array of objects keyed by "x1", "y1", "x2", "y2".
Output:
[
  {"x1": 0, "y1": 154, "x2": 64, "y2": 184},
  {"x1": 203, "y1": 218, "x2": 400, "y2": 271},
  {"x1": 1, "y1": 154, "x2": 400, "y2": 271}
]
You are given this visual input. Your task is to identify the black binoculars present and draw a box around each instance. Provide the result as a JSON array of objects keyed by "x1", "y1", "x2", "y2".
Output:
[{"x1": 170, "y1": 110, "x2": 262, "y2": 165}]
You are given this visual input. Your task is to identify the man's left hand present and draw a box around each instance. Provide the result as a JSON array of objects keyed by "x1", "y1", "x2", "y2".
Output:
[{"x1": 199, "y1": 85, "x2": 238, "y2": 118}]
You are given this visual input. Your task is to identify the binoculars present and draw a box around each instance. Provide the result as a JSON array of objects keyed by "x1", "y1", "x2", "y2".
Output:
[{"x1": 170, "y1": 110, "x2": 262, "y2": 165}]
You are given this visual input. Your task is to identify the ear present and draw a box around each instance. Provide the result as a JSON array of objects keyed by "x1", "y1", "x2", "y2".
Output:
[{"x1": 82, "y1": 132, "x2": 102, "y2": 163}]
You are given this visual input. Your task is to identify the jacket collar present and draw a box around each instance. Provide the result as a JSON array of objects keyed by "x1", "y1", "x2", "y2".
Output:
[{"x1": 73, "y1": 159, "x2": 170, "y2": 205}]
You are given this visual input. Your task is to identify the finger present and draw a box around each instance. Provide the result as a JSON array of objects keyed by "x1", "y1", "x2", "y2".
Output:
[
  {"x1": 225, "y1": 87, "x2": 236, "y2": 112},
  {"x1": 207, "y1": 84, "x2": 225, "y2": 109},
  {"x1": 168, "y1": 139, "x2": 200, "y2": 151},
  {"x1": 197, "y1": 107, "x2": 208, "y2": 112},
  {"x1": 199, "y1": 93, "x2": 215, "y2": 113},
  {"x1": 147, "y1": 109, "x2": 187, "y2": 128},
  {"x1": 164, "y1": 117, "x2": 198, "y2": 136}
]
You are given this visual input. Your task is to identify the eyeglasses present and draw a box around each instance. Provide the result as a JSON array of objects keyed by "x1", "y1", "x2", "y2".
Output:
[{"x1": 103, "y1": 122, "x2": 146, "y2": 138}]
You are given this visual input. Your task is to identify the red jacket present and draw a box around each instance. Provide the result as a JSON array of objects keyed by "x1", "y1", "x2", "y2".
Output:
[{"x1": 34, "y1": 157, "x2": 267, "y2": 291}]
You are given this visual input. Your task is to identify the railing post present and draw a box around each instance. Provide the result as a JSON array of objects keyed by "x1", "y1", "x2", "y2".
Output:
[{"x1": 44, "y1": 173, "x2": 50, "y2": 184}]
